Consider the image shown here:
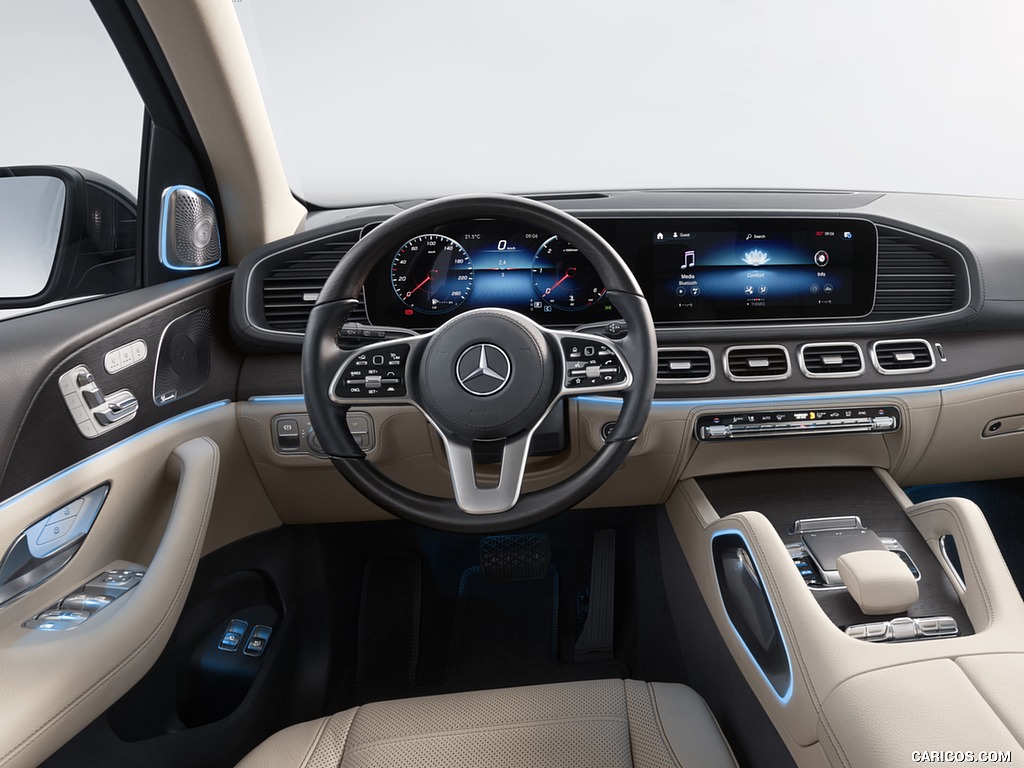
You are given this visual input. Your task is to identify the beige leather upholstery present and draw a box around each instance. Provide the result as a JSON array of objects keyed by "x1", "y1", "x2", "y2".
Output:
[
  {"x1": 237, "y1": 679, "x2": 736, "y2": 768},
  {"x1": 836, "y1": 550, "x2": 919, "y2": 615}
]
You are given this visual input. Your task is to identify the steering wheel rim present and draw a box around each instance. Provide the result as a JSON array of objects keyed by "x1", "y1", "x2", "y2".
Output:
[{"x1": 302, "y1": 193, "x2": 656, "y2": 533}]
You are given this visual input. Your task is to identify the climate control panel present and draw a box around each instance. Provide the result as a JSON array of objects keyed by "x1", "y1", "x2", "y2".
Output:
[{"x1": 696, "y1": 406, "x2": 900, "y2": 441}]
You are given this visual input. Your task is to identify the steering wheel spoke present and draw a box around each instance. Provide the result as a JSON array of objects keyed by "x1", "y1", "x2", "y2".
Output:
[
  {"x1": 329, "y1": 335, "x2": 429, "y2": 406},
  {"x1": 441, "y1": 432, "x2": 535, "y2": 515}
]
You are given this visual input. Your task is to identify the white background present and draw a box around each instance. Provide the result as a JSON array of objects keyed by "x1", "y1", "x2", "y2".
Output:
[
  {"x1": 0, "y1": 3, "x2": 142, "y2": 195},
  {"x1": 1, "y1": 1, "x2": 1023, "y2": 211},
  {"x1": 238, "y1": 0, "x2": 1024, "y2": 207}
]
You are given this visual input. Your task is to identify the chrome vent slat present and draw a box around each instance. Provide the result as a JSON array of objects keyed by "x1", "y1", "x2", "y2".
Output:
[
  {"x1": 657, "y1": 348, "x2": 714, "y2": 383},
  {"x1": 262, "y1": 231, "x2": 365, "y2": 333},
  {"x1": 871, "y1": 339, "x2": 936, "y2": 374},
  {"x1": 725, "y1": 345, "x2": 791, "y2": 381},
  {"x1": 800, "y1": 343, "x2": 864, "y2": 378}
]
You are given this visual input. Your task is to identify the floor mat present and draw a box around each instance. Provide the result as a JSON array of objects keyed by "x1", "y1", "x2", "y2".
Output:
[
  {"x1": 444, "y1": 564, "x2": 559, "y2": 690},
  {"x1": 353, "y1": 552, "x2": 421, "y2": 704}
]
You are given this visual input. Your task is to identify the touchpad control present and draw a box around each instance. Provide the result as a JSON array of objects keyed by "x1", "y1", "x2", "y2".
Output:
[
  {"x1": 787, "y1": 516, "x2": 920, "y2": 588},
  {"x1": 804, "y1": 528, "x2": 888, "y2": 580}
]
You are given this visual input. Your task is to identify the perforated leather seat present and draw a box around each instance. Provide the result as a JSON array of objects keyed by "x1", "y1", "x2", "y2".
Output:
[{"x1": 237, "y1": 679, "x2": 736, "y2": 767}]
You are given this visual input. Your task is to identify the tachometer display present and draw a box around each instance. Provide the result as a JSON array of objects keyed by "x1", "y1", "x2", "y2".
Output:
[
  {"x1": 391, "y1": 234, "x2": 474, "y2": 313},
  {"x1": 531, "y1": 236, "x2": 605, "y2": 310}
]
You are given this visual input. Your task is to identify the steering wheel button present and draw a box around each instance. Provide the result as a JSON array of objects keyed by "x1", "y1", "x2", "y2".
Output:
[{"x1": 585, "y1": 365, "x2": 602, "y2": 379}]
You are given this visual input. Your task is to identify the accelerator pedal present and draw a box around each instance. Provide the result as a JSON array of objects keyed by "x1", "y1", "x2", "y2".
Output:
[{"x1": 575, "y1": 529, "x2": 616, "y2": 662}]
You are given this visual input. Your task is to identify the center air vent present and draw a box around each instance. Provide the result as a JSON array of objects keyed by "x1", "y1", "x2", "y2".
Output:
[
  {"x1": 799, "y1": 343, "x2": 864, "y2": 378},
  {"x1": 657, "y1": 347, "x2": 714, "y2": 383},
  {"x1": 724, "y1": 345, "x2": 791, "y2": 381},
  {"x1": 871, "y1": 339, "x2": 936, "y2": 374},
  {"x1": 261, "y1": 230, "x2": 365, "y2": 333}
]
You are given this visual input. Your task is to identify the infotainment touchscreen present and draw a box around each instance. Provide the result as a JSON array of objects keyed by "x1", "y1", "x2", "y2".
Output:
[{"x1": 638, "y1": 218, "x2": 877, "y2": 322}]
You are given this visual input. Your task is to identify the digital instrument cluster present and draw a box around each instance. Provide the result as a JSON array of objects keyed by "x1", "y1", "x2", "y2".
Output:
[
  {"x1": 363, "y1": 217, "x2": 879, "y2": 328},
  {"x1": 365, "y1": 219, "x2": 616, "y2": 328}
]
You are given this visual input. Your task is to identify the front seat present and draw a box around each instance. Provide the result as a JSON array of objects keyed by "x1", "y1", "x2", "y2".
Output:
[{"x1": 237, "y1": 678, "x2": 737, "y2": 767}]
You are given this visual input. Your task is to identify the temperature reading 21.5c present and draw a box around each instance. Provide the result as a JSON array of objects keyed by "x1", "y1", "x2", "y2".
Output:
[
  {"x1": 390, "y1": 234, "x2": 474, "y2": 314},
  {"x1": 531, "y1": 236, "x2": 605, "y2": 310}
]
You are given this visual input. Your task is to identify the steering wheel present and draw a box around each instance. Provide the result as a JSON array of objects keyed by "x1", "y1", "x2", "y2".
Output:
[{"x1": 302, "y1": 194, "x2": 656, "y2": 533}]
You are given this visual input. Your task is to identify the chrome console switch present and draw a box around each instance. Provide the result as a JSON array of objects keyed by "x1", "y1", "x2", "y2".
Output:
[
  {"x1": 846, "y1": 616, "x2": 958, "y2": 642},
  {"x1": 24, "y1": 609, "x2": 91, "y2": 631},
  {"x1": 23, "y1": 564, "x2": 146, "y2": 632}
]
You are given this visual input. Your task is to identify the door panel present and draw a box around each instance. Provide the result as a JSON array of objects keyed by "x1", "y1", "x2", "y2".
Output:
[
  {"x1": 0, "y1": 267, "x2": 271, "y2": 766},
  {"x1": 0, "y1": 433, "x2": 219, "y2": 768},
  {"x1": 0, "y1": 271, "x2": 240, "y2": 499}
]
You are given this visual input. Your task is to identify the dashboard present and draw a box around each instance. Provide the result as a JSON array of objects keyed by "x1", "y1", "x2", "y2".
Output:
[
  {"x1": 231, "y1": 189, "x2": 1003, "y2": 406},
  {"x1": 228, "y1": 188, "x2": 1024, "y2": 521},
  {"x1": 361, "y1": 217, "x2": 879, "y2": 329}
]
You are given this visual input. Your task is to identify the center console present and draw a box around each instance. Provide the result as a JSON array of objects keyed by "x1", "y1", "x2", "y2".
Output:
[{"x1": 665, "y1": 467, "x2": 1024, "y2": 768}]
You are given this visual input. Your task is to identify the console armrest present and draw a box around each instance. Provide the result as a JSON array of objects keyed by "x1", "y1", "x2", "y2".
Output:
[{"x1": 836, "y1": 550, "x2": 919, "y2": 615}]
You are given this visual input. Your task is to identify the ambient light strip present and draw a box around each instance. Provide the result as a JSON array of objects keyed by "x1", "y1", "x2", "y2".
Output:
[
  {"x1": 710, "y1": 528, "x2": 794, "y2": 704},
  {"x1": 0, "y1": 401, "x2": 231, "y2": 515},
  {"x1": 251, "y1": 367, "x2": 1024, "y2": 410}
]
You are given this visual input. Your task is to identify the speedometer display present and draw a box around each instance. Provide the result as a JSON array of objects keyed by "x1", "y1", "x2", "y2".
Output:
[
  {"x1": 366, "y1": 219, "x2": 619, "y2": 328},
  {"x1": 390, "y1": 234, "x2": 474, "y2": 314},
  {"x1": 531, "y1": 236, "x2": 606, "y2": 310}
]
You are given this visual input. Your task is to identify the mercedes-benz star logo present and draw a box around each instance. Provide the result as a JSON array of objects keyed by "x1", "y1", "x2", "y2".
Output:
[{"x1": 455, "y1": 343, "x2": 512, "y2": 396}]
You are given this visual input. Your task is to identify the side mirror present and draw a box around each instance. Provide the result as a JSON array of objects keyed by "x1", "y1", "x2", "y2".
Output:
[{"x1": 0, "y1": 166, "x2": 137, "y2": 310}]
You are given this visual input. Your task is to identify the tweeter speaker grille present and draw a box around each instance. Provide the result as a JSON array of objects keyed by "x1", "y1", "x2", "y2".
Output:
[
  {"x1": 160, "y1": 186, "x2": 221, "y2": 270},
  {"x1": 153, "y1": 308, "x2": 212, "y2": 406}
]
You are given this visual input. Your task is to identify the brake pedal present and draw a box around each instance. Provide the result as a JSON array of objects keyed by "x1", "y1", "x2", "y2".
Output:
[{"x1": 479, "y1": 534, "x2": 551, "y2": 581}]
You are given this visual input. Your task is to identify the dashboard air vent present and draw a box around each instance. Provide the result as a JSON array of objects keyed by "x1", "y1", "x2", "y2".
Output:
[
  {"x1": 871, "y1": 339, "x2": 935, "y2": 374},
  {"x1": 657, "y1": 347, "x2": 714, "y2": 383},
  {"x1": 871, "y1": 228, "x2": 964, "y2": 319},
  {"x1": 800, "y1": 343, "x2": 864, "y2": 378},
  {"x1": 725, "y1": 345, "x2": 791, "y2": 381},
  {"x1": 262, "y1": 230, "x2": 365, "y2": 333}
]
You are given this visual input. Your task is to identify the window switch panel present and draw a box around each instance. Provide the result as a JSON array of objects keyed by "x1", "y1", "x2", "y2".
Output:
[
  {"x1": 219, "y1": 619, "x2": 248, "y2": 651},
  {"x1": 243, "y1": 624, "x2": 273, "y2": 657}
]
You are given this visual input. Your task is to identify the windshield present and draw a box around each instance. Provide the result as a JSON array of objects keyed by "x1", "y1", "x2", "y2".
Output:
[{"x1": 237, "y1": 0, "x2": 1024, "y2": 207}]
